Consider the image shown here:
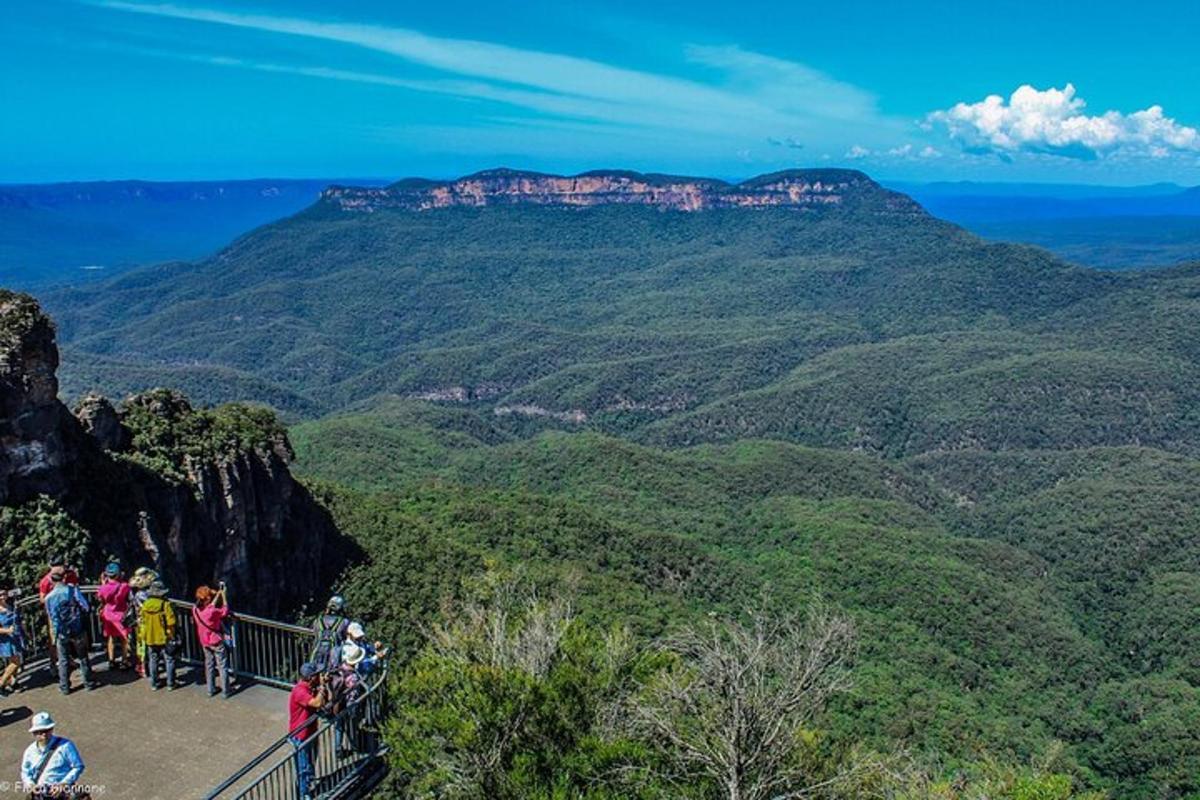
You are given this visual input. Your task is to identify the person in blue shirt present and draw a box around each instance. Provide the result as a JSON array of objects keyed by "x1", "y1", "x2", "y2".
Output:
[
  {"x1": 0, "y1": 588, "x2": 26, "y2": 694},
  {"x1": 342, "y1": 621, "x2": 388, "y2": 676},
  {"x1": 21, "y1": 712, "x2": 85, "y2": 797},
  {"x1": 44, "y1": 575, "x2": 97, "y2": 694}
]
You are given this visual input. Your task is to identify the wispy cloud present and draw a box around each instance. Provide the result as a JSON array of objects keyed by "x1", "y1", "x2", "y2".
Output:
[{"x1": 90, "y1": 1, "x2": 901, "y2": 147}]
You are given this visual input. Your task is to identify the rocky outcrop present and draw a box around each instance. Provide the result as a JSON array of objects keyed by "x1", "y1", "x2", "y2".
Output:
[
  {"x1": 0, "y1": 290, "x2": 349, "y2": 615},
  {"x1": 74, "y1": 393, "x2": 128, "y2": 452},
  {"x1": 322, "y1": 168, "x2": 926, "y2": 215},
  {"x1": 0, "y1": 291, "x2": 71, "y2": 505}
]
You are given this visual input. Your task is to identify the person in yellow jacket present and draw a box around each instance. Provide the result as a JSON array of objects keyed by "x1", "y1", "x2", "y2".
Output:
[{"x1": 139, "y1": 581, "x2": 177, "y2": 690}]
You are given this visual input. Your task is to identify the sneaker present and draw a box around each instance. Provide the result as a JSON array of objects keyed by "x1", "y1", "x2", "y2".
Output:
[
  {"x1": 85, "y1": 682, "x2": 99, "y2": 691},
  {"x1": 59, "y1": 687, "x2": 71, "y2": 696},
  {"x1": 151, "y1": 684, "x2": 160, "y2": 691}
]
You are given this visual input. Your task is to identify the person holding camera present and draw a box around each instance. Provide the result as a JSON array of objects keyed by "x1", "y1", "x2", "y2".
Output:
[
  {"x1": 193, "y1": 582, "x2": 233, "y2": 698},
  {"x1": 96, "y1": 561, "x2": 132, "y2": 670},
  {"x1": 289, "y1": 662, "x2": 330, "y2": 800},
  {"x1": 138, "y1": 581, "x2": 177, "y2": 690},
  {"x1": 0, "y1": 587, "x2": 27, "y2": 694}
]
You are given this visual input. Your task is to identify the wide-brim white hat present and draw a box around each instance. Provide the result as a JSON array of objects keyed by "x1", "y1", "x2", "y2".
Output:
[
  {"x1": 29, "y1": 711, "x2": 55, "y2": 732},
  {"x1": 343, "y1": 643, "x2": 366, "y2": 666}
]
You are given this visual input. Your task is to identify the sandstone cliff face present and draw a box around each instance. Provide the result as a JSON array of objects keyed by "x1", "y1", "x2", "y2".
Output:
[
  {"x1": 322, "y1": 168, "x2": 926, "y2": 215},
  {"x1": 0, "y1": 291, "x2": 71, "y2": 505},
  {"x1": 0, "y1": 291, "x2": 346, "y2": 615}
]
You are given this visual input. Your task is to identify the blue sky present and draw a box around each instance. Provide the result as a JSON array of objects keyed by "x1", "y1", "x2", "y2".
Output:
[{"x1": 3, "y1": 0, "x2": 1199, "y2": 184}]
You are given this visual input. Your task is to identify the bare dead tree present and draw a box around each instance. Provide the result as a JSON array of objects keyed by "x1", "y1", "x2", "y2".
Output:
[
  {"x1": 414, "y1": 574, "x2": 576, "y2": 798},
  {"x1": 623, "y1": 604, "x2": 857, "y2": 800}
]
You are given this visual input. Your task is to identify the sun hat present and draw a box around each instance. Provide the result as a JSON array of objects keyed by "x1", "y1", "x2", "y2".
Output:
[
  {"x1": 326, "y1": 595, "x2": 346, "y2": 613},
  {"x1": 299, "y1": 662, "x2": 320, "y2": 679},
  {"x1": 342, "y1": 643, "x2": 366, "y2": 666},
  {"x1": 346, "y1": 621, "x2": 365, "y2": 639},
  {"x1": 129, "y1": 567, "x2": 158, "y2": 590},
  {"x1": 29, "y1": 711, "x2": 55, "y2": 733}
]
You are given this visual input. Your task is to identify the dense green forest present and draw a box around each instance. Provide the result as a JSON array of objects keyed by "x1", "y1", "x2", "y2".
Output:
[
  {"x1": 21, "y1": 173, "x2": 1200, "y2": 797},
  {"x1": 288, "y1": 398, "x2": 1200, "y2": 797}
]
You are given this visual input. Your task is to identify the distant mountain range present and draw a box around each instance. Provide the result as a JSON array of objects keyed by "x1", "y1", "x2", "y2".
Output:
[
  {"x1": 0, "y1": 177, "x2": 389, "y2": 287},
  {"x1": 893, "y1": 179, "x2": 1200, "y2": 268},
  {"x1": 19, "y1": 166, "x2": 1200, "y2": 795}
]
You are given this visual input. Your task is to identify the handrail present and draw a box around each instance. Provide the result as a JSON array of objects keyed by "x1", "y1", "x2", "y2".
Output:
[
  {"x1": 15, "y1": 583, "x2": 390, "y2": 799},
  {"x1": 203, "y1": 664, "x2": 390, "y2": 800},
  {"x1": 16, "y1": 584, "x2": 316, "y2": 689}
]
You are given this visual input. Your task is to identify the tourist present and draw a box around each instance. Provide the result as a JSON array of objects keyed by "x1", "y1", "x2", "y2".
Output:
[
  {"x1": 21, "y1": 712, "x2": 85, "y2": 798},
  {"x1": 96, "y1": 561, "x2": 132, "y2": 669},
  {"x1": 343, "y1": 621, "x2": 388, "y2": 676},
  {"x1": 192, "y1": 583, "x2": 233, "y2": 697},
  {"x1": 331, "y1": 642, "x2": 367, "y2": 757},
  {"x1": 127, "y1": 566, "x2": 159, "y2": 676},
  {"x1": 37, "y1": 557, "x2": 78, "y2": 673},
  {"x1": 44, "y1": 573, "x2": 96, "y2": 694},
  {"x1": 309, "y1": 595, "x2": 350, "y2": 671},
  {"x1": 0, "y1": 588, "x2": 26, "y2": 694},
  {"x1": 138, "y1": 580, "x2": 178, "y2": 690},
  {"x1": 289, "y1": 662, "x2": 329, "y2": 800}
]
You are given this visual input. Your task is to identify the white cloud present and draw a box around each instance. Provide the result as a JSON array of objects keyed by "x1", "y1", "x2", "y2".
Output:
[
  {"x1": 927, "y1": 84, "x2": 1200, "y2": 160},
  {"x1": 845, "y1": 145, "x2": 871, "y2": 159}
]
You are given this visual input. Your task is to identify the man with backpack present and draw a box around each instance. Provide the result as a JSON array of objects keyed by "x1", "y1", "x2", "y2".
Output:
[
  {"x1": 21, "y1": 712, "x2": 86, "y2": 798},
  {"x1": 309, "y1": 595, "x2": 350, "y2": 672},
  {"x1": 44, "y1": 573, "x2": 96, "y2": 694}
]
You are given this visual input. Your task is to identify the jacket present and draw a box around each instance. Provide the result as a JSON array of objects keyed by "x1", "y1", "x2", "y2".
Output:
[{"x1": 139, "y1": 597, "x2": 176, "y2": 646}]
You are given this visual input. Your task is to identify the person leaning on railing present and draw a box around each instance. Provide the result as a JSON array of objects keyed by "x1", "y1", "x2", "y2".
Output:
[
  {"x1": 193, "y1": 582, "x2": 234, "y2": 698},
  {"x1": 289, "y1": 661, "x2": 331, "y2": 800}
]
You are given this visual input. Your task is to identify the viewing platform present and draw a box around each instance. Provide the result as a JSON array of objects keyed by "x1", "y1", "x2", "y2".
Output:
[{"x1": 2, "y1": 589, "x2": 388, "y2": 800}]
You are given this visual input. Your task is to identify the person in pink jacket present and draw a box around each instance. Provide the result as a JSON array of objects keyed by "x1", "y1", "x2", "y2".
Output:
[
  {"x1": 96, "y1": 562, "x2": 131, "y2": 670},
  {"x1": 192, "y1": 584, "x2": 233, "y2": 698}
]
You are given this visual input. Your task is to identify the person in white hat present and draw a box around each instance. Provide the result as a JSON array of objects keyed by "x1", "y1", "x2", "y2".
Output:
[
  {"x1": 342, "y1": 621, "x2": 387, "y2": 676},
  {"x1": 20, "y1": 711, "x2": 85, "y2": 797}
]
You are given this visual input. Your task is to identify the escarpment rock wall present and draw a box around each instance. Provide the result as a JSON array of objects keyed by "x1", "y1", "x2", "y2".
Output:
[
  {"x1": 0, "y1": 290, "x2": 348, "y2": 615},
  {"x1": 322, "y1": 167, "x2": 926, "y2": 215}
]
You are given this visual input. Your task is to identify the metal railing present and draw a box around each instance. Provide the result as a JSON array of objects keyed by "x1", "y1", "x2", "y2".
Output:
[
  {"x1": 15, "y1": 585, "x2": 314, "y2": 689},
  {"x1": 203, "y1": 667, "x2": 390, "y2": 800},
  {"x1": 14, "y1": 585, "x2": 390, "y2": 799}
]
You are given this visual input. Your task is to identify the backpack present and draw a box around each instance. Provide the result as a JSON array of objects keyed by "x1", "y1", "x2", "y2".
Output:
[
  {"x1": 52, "y1": 588, "x2": 86, "y2": 638},
  {"x1": 309, "y1": 614, "x2": 347, "y2": 671},
  {"x1": 325, "y1": 667, "x2": 362, "y2": 716}
]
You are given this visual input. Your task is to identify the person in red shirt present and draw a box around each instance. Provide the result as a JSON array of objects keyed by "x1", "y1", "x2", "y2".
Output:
[{"x1": 288, "y1": 662, "x2": 328, "y2": 800}]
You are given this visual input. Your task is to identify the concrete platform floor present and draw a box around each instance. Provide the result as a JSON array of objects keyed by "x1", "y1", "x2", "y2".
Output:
[{"x1": 0, "y1": 656, "x2": 288, "y2": 800}]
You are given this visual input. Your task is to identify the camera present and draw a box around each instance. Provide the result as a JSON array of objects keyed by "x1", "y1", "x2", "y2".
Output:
[{"x1": 4, "y1": 589, "x2": 22, "y2": 600}]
